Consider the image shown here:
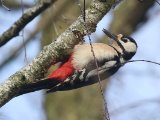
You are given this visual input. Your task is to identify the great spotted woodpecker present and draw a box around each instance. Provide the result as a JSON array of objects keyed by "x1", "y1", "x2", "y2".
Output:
[{"x1": 44, "y1": 29, "x2": 138, "y2": 92}]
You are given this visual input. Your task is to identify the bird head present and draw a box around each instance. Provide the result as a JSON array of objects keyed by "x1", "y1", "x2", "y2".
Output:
[{"x1": 103, "y1": 29, "x2": 138, "y2": 61}]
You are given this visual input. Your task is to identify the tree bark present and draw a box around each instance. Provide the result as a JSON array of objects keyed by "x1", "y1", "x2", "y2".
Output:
[{"x1": 0, "y1": 0, "x2": 118, "y2": 108}]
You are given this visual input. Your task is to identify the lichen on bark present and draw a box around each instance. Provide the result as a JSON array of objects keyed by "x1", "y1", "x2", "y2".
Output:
[{"x1": 0, "y1": 0, "x2": 117, "y2": 107}]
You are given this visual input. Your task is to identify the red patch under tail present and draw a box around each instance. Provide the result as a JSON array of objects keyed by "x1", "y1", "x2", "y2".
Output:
[{"x1": 48, "y1": 55, "x2": 74, "y2": 81}]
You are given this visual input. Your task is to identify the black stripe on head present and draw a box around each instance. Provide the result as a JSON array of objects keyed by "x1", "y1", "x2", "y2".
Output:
[{"x1": 122, "y1": 35, "x2": 138, "y2": 48}]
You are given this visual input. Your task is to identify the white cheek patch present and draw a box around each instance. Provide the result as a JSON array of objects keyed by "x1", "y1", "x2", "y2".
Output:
[{"x1": 124, "y1": 42, "x2": 137, "y2": 53}]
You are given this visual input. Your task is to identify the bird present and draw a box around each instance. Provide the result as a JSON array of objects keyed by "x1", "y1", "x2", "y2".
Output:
[{"x1": 45, "y1": 29, "x2": 138, "y2": 92}]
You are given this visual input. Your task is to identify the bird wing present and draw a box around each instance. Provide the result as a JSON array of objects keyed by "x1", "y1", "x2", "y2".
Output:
[{"x1": 47, "y1": 60, "x2": 120, "y2": 93}]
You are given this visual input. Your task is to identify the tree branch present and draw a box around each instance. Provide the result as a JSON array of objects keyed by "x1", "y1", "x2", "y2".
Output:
[
  {"x1": 0, "y1": 0, "x2": 118, "y2": 107},
  {"x1": 0, "y1": 0, "x2": 72, "y2": 69},
  {"x1": 0, "y1": 0, "x2": 57, "y2": 47}
]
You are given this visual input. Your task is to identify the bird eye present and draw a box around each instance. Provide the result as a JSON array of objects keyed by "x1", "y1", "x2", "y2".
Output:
[{"x1": 121, "y1": 38, "x2": 128, "y2": 43}]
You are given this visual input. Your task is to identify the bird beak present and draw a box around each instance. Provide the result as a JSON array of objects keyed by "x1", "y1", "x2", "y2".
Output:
[
  {"x1": 102, "y1": 29, "x2": 117, "y2": 40},
  {"x1": 103, "y1": 29, "x2": 126, "y2": 54}
]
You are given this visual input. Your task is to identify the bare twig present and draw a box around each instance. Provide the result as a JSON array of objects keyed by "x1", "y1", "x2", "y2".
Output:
[
  {"x1": 20, "y1": 0, "x2": 28, "y2": 63},
  {"x1": 0, "y1": 28, "x2": 39, "y2": 69},
  {"x1": 0, "y1": 0, "x2": 70, "y2": 69},
  {"x1": 88, "y1": 34, "x2": 110, "y2": 120},
  {"x1": 1, "y1": 0, "x2": 11, "y2": 11},
  {"x1": 76, "y1": 0, "x2": 110, "y2": 119},
  {"x1": 0, "y1": 0, "x2": 57, "y2": 47},
  {"x1": 126, "y1": 60, "x2": 160, "y2": 66}
]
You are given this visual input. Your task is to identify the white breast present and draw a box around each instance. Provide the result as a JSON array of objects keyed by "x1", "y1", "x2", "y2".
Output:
[{"x1": 72, "y1": 43, "x2": 118, "y2": 70}]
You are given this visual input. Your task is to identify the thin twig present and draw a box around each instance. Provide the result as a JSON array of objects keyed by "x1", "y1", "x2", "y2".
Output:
[
  {"x1": 1, "y1": 0, "x2": 11, "y2": 11},
  {"x1": 87, "y1": 34, "x2": 111, "y2": 120},
  {"x1": 20, "y1": 0, "x2": 28, "y2": 63},
  {"x1": 0, "y1": 0, "x2": 57, "y2": 47},
  {"x1": 76, "y1": 0, "x2": 110, "y2": 120},
  {"x1": 126, "y1": 60, "x2": 160, "y2": 66}
]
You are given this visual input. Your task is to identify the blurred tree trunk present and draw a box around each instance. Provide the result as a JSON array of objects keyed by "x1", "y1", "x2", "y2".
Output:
[
  {"x1": 41, "y1": 0, "x2": 155, "y2": 120},
  {"x1": 109, "y1": 0, "x2": 155, "y2": 35}
]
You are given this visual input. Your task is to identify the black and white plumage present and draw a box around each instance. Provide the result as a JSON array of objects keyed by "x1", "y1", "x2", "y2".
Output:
[{"x1": 47, "y1": 29, "x2": 138, "y2": 92}]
